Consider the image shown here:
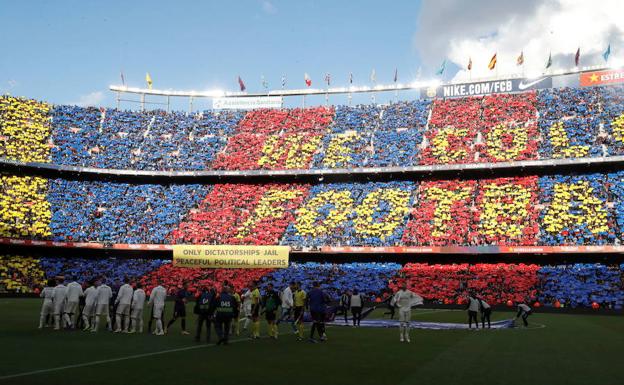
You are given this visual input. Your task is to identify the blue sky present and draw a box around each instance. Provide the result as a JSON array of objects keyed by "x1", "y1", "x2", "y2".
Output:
[
  {"x1": 3, "y1": 1, "x2": 621, "y2": 111},
  {"x1": 0, "y1": 0, "x2": 426, "y2": 110}
]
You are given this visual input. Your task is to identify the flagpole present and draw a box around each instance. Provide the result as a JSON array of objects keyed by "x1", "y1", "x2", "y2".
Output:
[{"x1": 394, "y1": 83, "x2": 398, "y2": 104}]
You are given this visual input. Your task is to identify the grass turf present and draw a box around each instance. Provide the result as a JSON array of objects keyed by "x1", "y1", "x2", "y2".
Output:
[{"x1": 0, "y1": 299, "x2": 623, "y2": 385}]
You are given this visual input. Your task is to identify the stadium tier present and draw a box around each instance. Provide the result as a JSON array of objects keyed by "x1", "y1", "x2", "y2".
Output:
[
  {"x1": 2, "y1": 85, "x2": 624, "y2": 311},
  {"x1": 2, "y1": 86, "x2": 624, "y2": 172},
  {"x1": 1, "y1": 256, "x2": 622, "y2": 309},
  {"x1": 1, "y1": 174, "x2": 624, "y2": 246}
]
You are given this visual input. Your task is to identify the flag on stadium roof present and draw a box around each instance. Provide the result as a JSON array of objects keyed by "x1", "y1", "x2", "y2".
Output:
[
  {"x1": 349, "y1": 72, "x2": 353, "y2": 84},
  {"x1": 467, "y1": 57, "x2": 472, "y2": 71},
  {"x1": 488, "y1": 53, "x2": 497, "y2": 70},
  {"x1": 546, "y1": 52, "x2": 552, "y2": 69},
  {"x1": 304, "y1": 73, "x2": 311, "y2": 87},
  {"x1": 237, "y1": 76, "x2": 246, "y2": 92},
  {"x1": 145, "y1": 73, "x2": 153, "y2": 90},
  {"x1": 120, "y1": 71, "x2": 125, "y2": 86},
  {"x1": 603, "y1": 44, "x2": 611, "y2": 62},
  {"x1": 436, "y1": 60, "x2": 446, "y2": 75},
  {"x1": 393, "y1": 68, "x2": 398, "y2": 83},
  {"x1": 325, "y1": 73, "x2": 331, "y2": 86},
  {"x1": 517, "y1": 51, "x2": 524, "y2": 66},
  {"x1": 261, "y1": 75, "x2": 268, "y2": 90},
  {"x1": 281, "y1": 74, "x2": 286, "y2": 89},
  {"x1": 575, "y1": 48, "x2": 580, "y2": 67},
  {"x1": 370, "y1": 68, "x2": 376, "y2": 83}
]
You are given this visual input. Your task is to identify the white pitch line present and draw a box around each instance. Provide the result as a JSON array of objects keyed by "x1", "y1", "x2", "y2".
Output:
[
  {"x1": 411, "y1": 309, "x2": 456, "y2": 316},
  {"x1": 0, "y1": 337, "x2": 254, "y2": 381}
]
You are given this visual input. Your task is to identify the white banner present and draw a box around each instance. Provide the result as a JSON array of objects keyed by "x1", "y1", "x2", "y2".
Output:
[{"x1": 213, "y1": 96, "x2": 283, "y2": 110}]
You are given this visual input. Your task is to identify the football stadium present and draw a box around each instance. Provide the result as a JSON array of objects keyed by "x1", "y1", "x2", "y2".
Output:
[{"x1": 1, "y1": 1, "x2": 624, "y2": 385}]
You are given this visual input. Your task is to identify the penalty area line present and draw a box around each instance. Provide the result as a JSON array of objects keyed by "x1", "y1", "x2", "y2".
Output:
[{"x1": 0, "y1": 337, "x2": 256, "y2": 381}]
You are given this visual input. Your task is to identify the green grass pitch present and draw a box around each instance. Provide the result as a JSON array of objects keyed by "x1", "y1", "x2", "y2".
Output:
[{"x1": 0, "y1": 298, "x2": 622, "y2": 385}]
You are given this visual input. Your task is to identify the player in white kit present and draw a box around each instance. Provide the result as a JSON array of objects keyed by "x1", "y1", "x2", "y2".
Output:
[
  {"x1": 392, "y1": 282, "x2": 423, "y2": 343},
  {"x1": 82, "y1": 280, "x2": 98, "y2": 331},
  {"x1": 241, "y1": 288, "x2": 253, "y2": 331},
  {"x1": 129, "y1": 282, "x2": 146, "y2": 333},
  {"x1": 64, "y1": 278, "x2": 84, "y2": 329},
  {"x1": 38, "y1": 279, "x2": 56, "y2": 329},
  {"x1": 148, "y1": 283, "x2": 167, "y2": 335},
  {"x1": 52, "y1": 279, "x2": 68, "y2": 330},
  {"x1": 114, "y1": 278, "x2": 134, "y2": 333},
  {"x1": 92, "y1": 279, "x2": 113, "y2": 332}
]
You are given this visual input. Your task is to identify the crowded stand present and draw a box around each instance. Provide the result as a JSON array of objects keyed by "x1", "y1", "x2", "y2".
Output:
[
  {"x1": 602, "y1": 86, "x2": 624, "y2": 154},
  {"x1": 2, "y1": 172, "x2": 624, "y2": 246},
  {"x1": 40, "y1": 257, "x2": 166, "y2": 286},
  {"x1": 0, "y1": 175, "x2": 51, "y2": 239},
  {"x1": 47, "y1": 180, "x2": 207, "y2": 243},
  {"x1": 537, "y1": 87, "x2": 604, "y2": 159},
  {"x1": 2, "y1": 86, "x2": 624, "y2": 311},
  {"x1": 2, "y1": 86, "x2": 624, "y2": 174},
  {"x1": 259, "y1": 262, "x2": 402, "y2": 300},
  {"x1": 2, "y1": 256, "x2": 623, "y2": 309},
  {"x1": 139, "y1": 262, "x2": 272, "y2": 294},
  {"x1": 390, "y1": 263, "x2": 541, "y2": 305},
  {"x1": 420, "y1": 97, "x2": 481, "y2": 165},
  {"x1": 538, "y1": 173, "x2": 614, "y2": 245},
  {"x1": 0, "y1": 96, "x2": 51, "y2": 163},
  {"x1": 281, "y1": 182, "x2": 414, "y2": 247},
  {"x1": 478, "y1": 92, "x2": 539, "y2": 162},
  {"x1": 211, "y1": 107, "x2": 332, "y2": 170},
  {"x1": 538, "y1": 264, "x2": 624, "y2": 309},
  {"x1": 51, "y1": 106, "x2": 244, "y2": 171},
  {"x1": 0, "y1": 255, "x2": 45, "y2": 293},
  {"x1": 171, "y1": 183, "x2": 309, "y2": 245}
]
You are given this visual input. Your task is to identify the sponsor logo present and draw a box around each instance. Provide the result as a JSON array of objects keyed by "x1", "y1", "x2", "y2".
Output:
[
  {"x1": 580, "y1": 69, "x2": 624, "y2": 87},
  {"x1": 518, "y1": 77, "x2": 548, "y2": 90}
]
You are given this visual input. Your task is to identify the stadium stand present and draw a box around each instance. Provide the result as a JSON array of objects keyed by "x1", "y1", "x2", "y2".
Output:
[
  {"x1": 538, "y1": 263, "x2": 624, "y2": 309},
  {"x1": 0, "y1": 255, "x2": 45, "y2": 293},
  {"x1": 537, "y1": 87, "x2": 604, "y2": 159},
  {"x1": 1, "y1": 172, "x2": 624, "y2": 246},
  {"x1": 2, "y1": 257, "x2": 623, "y2": 309},
  {"x1": 39, "y1": 257, "x2": 166, "y2": 286},
  {"x1": 390, "y1": 263, "x2": 541, "y2": 305},
  {"x1": 2, "y1": 86, "x2": 624, "y2": 309},
  {"x1": 51, "y1": 106, "x2": 244, "y2": 171},
  {"x1": 2, "y1": 86, "x2": 624, "y2": 173},
  {"x1": 259, "y1": 262, "x2": 402, "y2": 300},
  {"x1": 139, "y1": 262, "x2": 272, "y2": 295}
]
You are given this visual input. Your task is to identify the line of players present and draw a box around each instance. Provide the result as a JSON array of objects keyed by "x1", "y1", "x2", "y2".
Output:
[
  {"x1": 38, "y1": 277, "x2": 534, "y2": 343},
  {"x1": 39, "y1": 277, "x2": 153, "y2": 333},
  {"x1": 37, "y1": 276, "x2": 332, "y2": 344}
]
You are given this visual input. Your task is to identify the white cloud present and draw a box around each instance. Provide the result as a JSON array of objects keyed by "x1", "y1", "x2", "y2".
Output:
[
  {"x1": 71, "y1": 91, "x2": 104, "y2": 107},
  {"x1": 261, "y1": 0, "x2": 277, "y2": 15},
  {"x1": 414, "y1": 0, "x2": 624, "y2": 80},
  {"x1": 1, "y1": 79, "x2": 18, "y2": 94}
]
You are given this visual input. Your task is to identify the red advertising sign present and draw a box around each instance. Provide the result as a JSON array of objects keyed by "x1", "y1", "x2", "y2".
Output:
[{"x1": 580, "y1": 69, "x2": 624, "y2": 87}]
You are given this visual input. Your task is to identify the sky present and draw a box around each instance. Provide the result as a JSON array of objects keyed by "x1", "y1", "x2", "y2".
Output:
[{"x1": 1, "y1": 0, "x2": 622, "y2": 111}]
